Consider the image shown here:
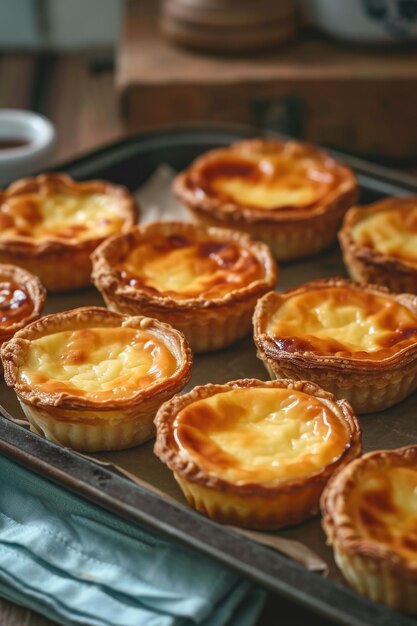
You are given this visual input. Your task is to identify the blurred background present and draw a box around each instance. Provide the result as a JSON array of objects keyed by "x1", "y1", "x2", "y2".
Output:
[{"x1": 1, "y1": 0, "x2": 417, "y2": 171}]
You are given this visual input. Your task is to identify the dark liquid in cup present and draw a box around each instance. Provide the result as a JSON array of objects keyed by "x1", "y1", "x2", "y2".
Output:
[{"x1": 0, "y1": 138, "x2": 31, "y2": 150}]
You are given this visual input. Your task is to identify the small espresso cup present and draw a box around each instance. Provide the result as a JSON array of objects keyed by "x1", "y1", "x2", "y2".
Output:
[{"x1": 0, "y1": 109, "x2": 56, "y2": 187}]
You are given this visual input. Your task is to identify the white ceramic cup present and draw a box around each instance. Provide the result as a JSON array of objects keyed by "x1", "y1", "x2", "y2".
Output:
[
  {"x1": 0, "y1": 109, "x2": 56, "y2": 188},
  {"x1": 304, "y1": 0, "x2": 417, "y2": 43}
]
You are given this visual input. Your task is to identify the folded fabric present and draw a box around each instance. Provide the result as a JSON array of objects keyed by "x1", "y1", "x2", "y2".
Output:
[{"x1": 0, "y1": 454, "x2": 266, "y2": 626}]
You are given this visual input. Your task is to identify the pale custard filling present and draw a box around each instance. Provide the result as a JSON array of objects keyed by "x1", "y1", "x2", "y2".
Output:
[
  {"x1": 19, "y1": 327, "x2": 177, "y2": 401},
  {"x1": 120, "y1": 235, "x2": 263, "y2": 299},
  {"x1": 173, "y1": 388, "x2": 349, "y2": 484},
  {"x1": 267, "y1": 287, "x2": 417, "y2": 359},
  {"x1": 351, "y1": 466, "x2": 417, "y2": 562},
  {"x1": 351, "y1": 207, "x2": 417, "y2": 268},
  {"x1": 0, "y1": 193, "x2": 127, "y2": 242},
  {"x1": 192, "y1": 151, "x2": 340, "y2": 211}
]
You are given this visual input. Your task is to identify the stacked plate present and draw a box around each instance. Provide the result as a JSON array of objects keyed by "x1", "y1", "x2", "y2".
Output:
[{"x1": 159, "y1": 0, "x2": 299, "y2": 53}]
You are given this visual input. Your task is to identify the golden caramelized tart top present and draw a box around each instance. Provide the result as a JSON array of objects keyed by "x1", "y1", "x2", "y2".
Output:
[
  {"x1": 0, "y1": 264, "x2": 45, "y2": 345},
  {"x1": 2, "y1": 307, "x2": 192, "y2": 409},
  {"x1": 349, "y1": 199, "x2": 417, "y2": 269},
  {"x1": 155, "y1": 378, "x2": 361, "y2": 529},
  {"x1": 117, "y1": 231, "x2": 265, "y2": 301},
  {"x1": 92, "y1": 222, "x2": 277, "y2": 353},
  {"x1": 255, "y1": 278, "x2": 417, "y2": 364},
  {"x1": 1, "y1": 307, "x2": 192, "y2": 451},
  {"x1": 254, "y1": 278, "x2": 417, "y2": 413},
  {"x1": 348, "y1": 463, "x2": 417, "y2": 562},
  {"x1": 0, "y1": 277, "x2": 34, "y2": 326},
  {"x1": 174, "y1": 139, "x2": 357, "y2": 219},
  {"x1": 339, "y1": 197, "x2": 417, "y2": 294},
  {"x1": 174, "y1": 139, "x2": 357, "y2": 263},
  {"x1": 321, "y1": 446, "x2": 417, "y2": 611},
  {"x1": 19, "y1": 326, "x2": 178, "y2": 402},
  {"x1": 161, "y1": 384, "x2": 354, "y2": 486},
  {"x1": 0, "y1": 173, "x2": 137, "y2": 245},
  {"x1": 0, "y1": 173, "x2": 138, "y2": 292},
  {"x1": 92, "y1": 221, "x2": 277, "y2": 306}
]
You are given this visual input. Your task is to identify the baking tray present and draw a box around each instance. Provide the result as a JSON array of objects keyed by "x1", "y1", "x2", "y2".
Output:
[{"x1": 1, "y1": 124, "x2": 417, "y2": 626}]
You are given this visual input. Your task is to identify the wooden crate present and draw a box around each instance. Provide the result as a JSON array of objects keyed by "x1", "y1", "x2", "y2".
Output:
[{"x1": 118, "y1": 0, "x2": 417, "y2": 159}]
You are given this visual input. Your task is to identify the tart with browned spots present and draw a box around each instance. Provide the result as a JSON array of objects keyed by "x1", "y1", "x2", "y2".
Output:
[
  {"x1": 321, "y1": 445, "x2": 417, "y2": 613},
  {"x1": 174, "y1": 139, "x2": 357, "y2": 261},
  {"x1": 91, "y1": 221, "x2": 277, "y2": 353},
  {"x1": 253, "y1": 278, "x2": 417, "y2": 413},
  {"x1": 1, "y1": 307, "x2": 192, "y2": 451},
  {"x1": 339, "y1": 196, "x2": 417, "y2": 294},
  {"x1": 0, "y1": 173, "x2": 138, "y2": 291},
  {"x1": 154, "y1": 378, "x2": 361, "y2": 530},
  {"x1": 0, "y1": 263, "x2": 45, "y2": 347}
]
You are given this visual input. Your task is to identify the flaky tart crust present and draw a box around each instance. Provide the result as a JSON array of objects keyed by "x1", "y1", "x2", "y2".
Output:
[
  {"x1": 253, "y1": 278, "x2": 417, "y2": 413},
  {"x1": 321, "y1": 446, "x2": 417, "y2": 613},
  {"x1": 0, "y1": 173, "x2": 138, "y2": 291},
  {"x1": 174, "y1": 139, "x2": 358, "y2": 261},
  {"x1": 91, "y1": 221, "x2": 278, "y2": 353},
  {"x1": 1, "y1": 306, "x2": 192, "y2": 451},
  {"x1": 339, "y1": 197, "x2": 417, "y2": 294},
  {"x1": 154, "y1": 378, "x2": 361, "y2": 530},
  {"x1": 0, "y1": 263, "x2": 45, "y2": 346}
]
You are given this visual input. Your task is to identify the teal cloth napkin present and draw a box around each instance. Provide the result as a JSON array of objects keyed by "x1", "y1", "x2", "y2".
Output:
[{"x1": 0, "y1": 454, "x2": 266, "y2": 626}]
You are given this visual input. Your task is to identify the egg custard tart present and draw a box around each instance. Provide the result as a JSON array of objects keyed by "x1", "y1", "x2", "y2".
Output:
[
  {"x1": 1, "y1": 307, "x2": 192, "y2": 451},
  {"x1": 154, "y1": 378, "x2": 361, "y2": 530},
  {"x1": 91, "y1": 221, "x2": 277, "y2": 353},
  {"x1": 0, "y1": 173, "x2": 138, "y2": 291},
  {"x1": 174, "y1": 139, "x2": 357, "y2": 261},
  {"x1": 321, "y1": 445, "x2": 417, "y2": 613},
  {"x1": 339, "y1": 197, "x2": 417, "y2": 294},
  {"x1": 253, "y1": 278, "x2": 417, "y2": 413},
  {"x1": 0, "y1": 263, "x2": 45, "y2": 346}
]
